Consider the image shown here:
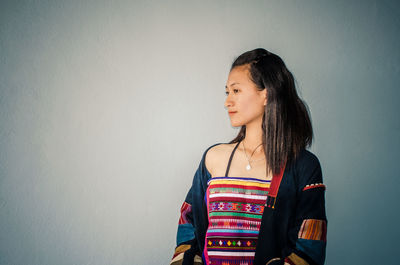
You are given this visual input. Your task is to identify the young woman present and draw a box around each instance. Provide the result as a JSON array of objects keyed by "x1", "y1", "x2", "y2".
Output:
[{"x1": 170, "y1": 48, "x2": 327, "y2": 265}]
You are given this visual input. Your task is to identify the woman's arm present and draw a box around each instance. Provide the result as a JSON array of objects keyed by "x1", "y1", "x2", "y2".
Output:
[
  {"x1": 170, "y1": 198, "x2": 203, "y2": 265},
  {"x1": 170, "y1": 144, "x2": 220, "y2": 265},
  {"x1": 170, "y1": 173, "x2": 203, "y2": 265},
  {"x1": 283, "y1": 152, "x2": 327, "y2": 265}
]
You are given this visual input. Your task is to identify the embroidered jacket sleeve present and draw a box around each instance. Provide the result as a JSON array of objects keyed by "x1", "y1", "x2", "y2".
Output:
[
  {"x1": 170, "y1": 145, "x2": 217, "y2": 265},
  {"x1": 283, "y1": 152, "x2": 327, "y2": 265},
  {"x1": 170, "y1": 183, "x2": 203, "y2": 265}
]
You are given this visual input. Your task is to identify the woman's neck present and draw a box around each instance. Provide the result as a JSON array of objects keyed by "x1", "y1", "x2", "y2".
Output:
[{"x1": 242, "y1": 120, "x2": 264, "y2": 155}]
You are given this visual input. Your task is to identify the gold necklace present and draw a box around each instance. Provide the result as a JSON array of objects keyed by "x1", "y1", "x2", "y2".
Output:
[{"x1": 241, "y1": 140, "x2": 265, "y2": 171}]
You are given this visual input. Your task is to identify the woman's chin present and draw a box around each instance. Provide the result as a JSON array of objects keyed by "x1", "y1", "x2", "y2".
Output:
[{"x1": 230, "y1": 121, "x2": 243, "y2": 127}]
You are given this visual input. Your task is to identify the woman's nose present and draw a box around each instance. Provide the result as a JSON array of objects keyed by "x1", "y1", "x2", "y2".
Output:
[{"x1": 224, "y1": 96, "x2": 233, "y2": 108}]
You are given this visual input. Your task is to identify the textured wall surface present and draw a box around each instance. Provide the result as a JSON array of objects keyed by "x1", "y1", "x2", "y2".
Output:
[{"x1": 1, "y1": 0, "x2": 399, "y2": 264}]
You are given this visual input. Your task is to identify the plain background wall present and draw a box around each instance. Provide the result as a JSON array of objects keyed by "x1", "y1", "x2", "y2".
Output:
[{"x1": 1, "y1": 0, "x2": 399, "y2": 264}]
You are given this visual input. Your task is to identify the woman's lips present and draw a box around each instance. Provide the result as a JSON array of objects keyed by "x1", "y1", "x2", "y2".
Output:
[{"x1": 228, "y1": 111, "x2": 237, "y2": 116}]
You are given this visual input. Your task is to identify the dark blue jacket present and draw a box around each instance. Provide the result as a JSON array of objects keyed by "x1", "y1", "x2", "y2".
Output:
[{"x1": 170, "y1": 143, "x2": 327, "y2": 265}]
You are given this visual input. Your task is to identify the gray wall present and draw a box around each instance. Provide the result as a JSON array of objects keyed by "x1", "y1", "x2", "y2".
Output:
[{"x1": 1, "y1": 0, "x2": 399, "y2": 264}]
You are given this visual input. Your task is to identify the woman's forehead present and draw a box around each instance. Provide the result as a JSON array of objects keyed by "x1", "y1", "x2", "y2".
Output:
[
  {"x1": 226, "y1": 66, "x2": 251, "y2": 84},
  {"x1": 226, "y1": 65, "x2": 253, "y2": 88}
]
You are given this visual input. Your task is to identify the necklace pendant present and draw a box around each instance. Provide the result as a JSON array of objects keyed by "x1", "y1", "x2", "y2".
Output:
[{"x1": 246, "y1": 164, "x2": 251, "y2": 171}]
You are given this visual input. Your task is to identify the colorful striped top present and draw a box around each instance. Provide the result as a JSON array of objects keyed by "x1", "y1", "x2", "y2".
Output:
[{"x1": 203, "y1": 176, "x2": 271, "y2": 265}]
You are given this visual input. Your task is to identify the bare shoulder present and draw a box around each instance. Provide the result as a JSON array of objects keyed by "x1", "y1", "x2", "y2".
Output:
[{"x1": 205, "y1": 143, "x2": 236, "y2": 176}]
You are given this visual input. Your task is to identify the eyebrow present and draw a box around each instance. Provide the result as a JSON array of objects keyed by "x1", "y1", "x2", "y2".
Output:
[{"x1": 225, "y1": 82, "x2": 240, "y2": 89}]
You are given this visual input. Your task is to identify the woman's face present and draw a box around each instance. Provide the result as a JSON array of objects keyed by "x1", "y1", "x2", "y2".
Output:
[{"x1": 224, "y1": 65, "x2": 267, "y2": 127}]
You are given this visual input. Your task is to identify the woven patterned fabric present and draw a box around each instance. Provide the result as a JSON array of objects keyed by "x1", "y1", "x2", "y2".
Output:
[{"x1": 203, "y1": 177, "x2": 271, "y2": 265}]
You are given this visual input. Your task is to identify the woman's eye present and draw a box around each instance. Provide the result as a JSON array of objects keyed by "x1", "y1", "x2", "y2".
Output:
[{"x1": 225, "y1": 89, "x2": 239, "y2": 96}]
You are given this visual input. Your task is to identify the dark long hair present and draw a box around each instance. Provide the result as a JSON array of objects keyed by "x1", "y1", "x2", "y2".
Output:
[{"x1": 228, "y1": 48, "x2": 313, "y2": 175}]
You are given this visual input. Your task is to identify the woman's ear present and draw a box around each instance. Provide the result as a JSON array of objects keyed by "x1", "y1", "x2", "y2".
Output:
[{"x1": 263, "y1": 90, "x2": 267, "y2": 106}]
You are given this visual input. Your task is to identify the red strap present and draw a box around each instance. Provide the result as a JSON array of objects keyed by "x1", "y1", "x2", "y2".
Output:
[{"x1": 268, "y1": 162, "x2": 286, "y2": 197}]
